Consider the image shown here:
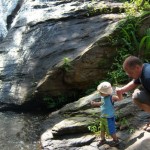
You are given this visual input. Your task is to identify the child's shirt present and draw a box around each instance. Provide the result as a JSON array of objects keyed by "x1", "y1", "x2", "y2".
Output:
[{"x1": 100, "y1": 95, "x2": 115, "y2": 118}]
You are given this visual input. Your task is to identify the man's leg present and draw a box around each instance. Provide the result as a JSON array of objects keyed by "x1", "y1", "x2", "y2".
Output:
[
  {"x1": 133, "y1": 98, "x2": 150, "y2": 113},
  {"x1": 132, "y1": 89, "x2": 150, "y2": 131},
  {"x1": 132, "y1": 88, "x2": 150, "y2": 112}
]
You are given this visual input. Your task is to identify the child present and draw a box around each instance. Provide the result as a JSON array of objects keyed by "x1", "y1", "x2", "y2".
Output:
[{"x1": 91, "y1": 81, "x2": 122, "y2": 146}]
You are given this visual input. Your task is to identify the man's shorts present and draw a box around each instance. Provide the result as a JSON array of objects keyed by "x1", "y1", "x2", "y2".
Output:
[
  {"x1": 133, "y1": 87, "x2": 150, "y2": 105},
  {"x1": 100, "y1": 117, "x2": 116, "y2": 135}
]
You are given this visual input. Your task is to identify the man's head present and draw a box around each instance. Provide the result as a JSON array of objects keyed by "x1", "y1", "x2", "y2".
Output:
[{"x1": 123, "y1": 56, "x2": 143, "y2": 79}]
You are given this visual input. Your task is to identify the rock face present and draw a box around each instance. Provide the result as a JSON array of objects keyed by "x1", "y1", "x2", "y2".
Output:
[
  {"x1": 40, "y1": 92, "x2": 150, "y2": 150},
  {"x1": 36, "y1": 15, "x2": 121, "y2": 96},
  {"x1": 0, "y1": 0, "x2": 149, "y2": 108},
  {"x1": 0, "y1": 0, "x2": 125, "y2": 107}
]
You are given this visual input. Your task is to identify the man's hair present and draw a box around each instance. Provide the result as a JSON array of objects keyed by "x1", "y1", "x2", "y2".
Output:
[{"x1": 123, "y1": 56, "x2": 143, "y2": 69}]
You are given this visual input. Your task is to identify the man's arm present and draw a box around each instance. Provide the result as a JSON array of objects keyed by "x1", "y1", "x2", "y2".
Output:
[{"x1": 116, "y1": 80, "x2": 139, "y2": 95}]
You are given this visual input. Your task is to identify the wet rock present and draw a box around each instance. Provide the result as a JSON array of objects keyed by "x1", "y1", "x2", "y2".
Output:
[
  {"x1": 40, "y1": 91, "x2": 150, "y2": 150},
  {"x1": 51, "y1": 116, "x2": 94, "y2": 136}
]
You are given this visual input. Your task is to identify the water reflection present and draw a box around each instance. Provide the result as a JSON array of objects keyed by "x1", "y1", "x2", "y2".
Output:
[{"x1": 0, "y1": 111, "x2": 46, "y2": 150}]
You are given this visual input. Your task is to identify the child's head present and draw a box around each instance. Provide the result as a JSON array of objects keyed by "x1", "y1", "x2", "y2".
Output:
[{"x1": 97, "y1": 81, "x2": 113, "y2": 96}]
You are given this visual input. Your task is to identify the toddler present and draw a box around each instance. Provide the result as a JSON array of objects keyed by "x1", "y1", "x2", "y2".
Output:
[{"x1": 91, "y1": 81, "x2": 122, "y2": 146}]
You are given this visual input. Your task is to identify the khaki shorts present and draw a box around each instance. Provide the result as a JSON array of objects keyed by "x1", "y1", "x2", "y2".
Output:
[{"x1": 133, "y1": 87, "x2": 150, "y2": 105}]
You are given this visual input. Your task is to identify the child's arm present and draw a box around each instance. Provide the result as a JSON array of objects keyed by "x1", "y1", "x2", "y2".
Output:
[
  {"x1": 112, "y1": 87, "x2": 123, "y2": 101},
  {"x1": 90, "y1": 100, "x2": 101, "y2": 107},
  {"x1": 112, "y1": 95, "x2": 123, "y2": 102}
]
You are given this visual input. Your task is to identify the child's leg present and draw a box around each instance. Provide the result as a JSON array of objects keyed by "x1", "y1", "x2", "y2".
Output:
[
  {"x1": 110, "y1": 133, "x2": 120, "y2": 146},
  {"x1": 107, "y1": 117, "x2": 118, "y2": 141},
  {"x1": 98, "y1": 118, "x2": 107, "y2": 145},
  {"x1": 107, "y1": 117, "x2": 120, "y2": 146},
  {"x1": 98, "y1": 131, "x2": 107, "y2": 146},
  {"x1": 100, "y1": 118, "x2": 107, "y2": 140},
  {"x1": 100, "y1": 131, "x2": 105, "y2": 140},
  {"x1": 111, "y1": 133, "x2": 118, "y2": 141}
]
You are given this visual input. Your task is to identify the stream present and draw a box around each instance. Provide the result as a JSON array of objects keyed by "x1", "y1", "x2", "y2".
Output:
[{"x1": 0, "y1": 111, "x2": 47, "y2": 150}]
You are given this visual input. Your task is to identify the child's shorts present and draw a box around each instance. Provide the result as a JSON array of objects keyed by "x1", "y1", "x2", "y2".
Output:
[{"x1": 100, "y1": 117, "x2": 116, "y2": 135}]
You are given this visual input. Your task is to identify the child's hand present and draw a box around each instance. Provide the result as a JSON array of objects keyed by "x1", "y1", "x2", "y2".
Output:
[
  {"x1": 115, "y1": 87, "x2": 123, "y2": 100},
  {"x1": 90, "y1": 100, "x2": 95, "y2": 106},
  {"x1": 90, "y1": 100, "x2": 100, "y2": 107}
]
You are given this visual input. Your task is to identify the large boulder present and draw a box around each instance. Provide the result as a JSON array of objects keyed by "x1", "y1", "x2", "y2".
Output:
[
  {"x1": 0, "y1": 0, "x2": 149, "y2": 109},
  {"x1": 0, "y1": 0, "x2": 126, "y2": 107}
]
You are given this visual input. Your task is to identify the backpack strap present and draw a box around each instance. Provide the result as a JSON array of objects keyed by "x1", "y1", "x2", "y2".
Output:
[{"x1": 110, "y1": 95, "x2": 114, "y2": 106}]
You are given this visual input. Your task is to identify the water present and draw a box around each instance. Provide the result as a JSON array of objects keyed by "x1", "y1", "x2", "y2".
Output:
[
  {"x1": 0, "y1": 0, "x2": 20, "y2": 40},
  {"x1": 0, "y1": 111, "x2": 46, "y2": 150}
]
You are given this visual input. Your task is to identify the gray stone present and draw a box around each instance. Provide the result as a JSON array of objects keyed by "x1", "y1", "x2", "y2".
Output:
[
  {"x1": 0, "y1": 0, "x2": 126, "y2": 107},
  {"x1": 40, "y1": 93, "x2": 150, "y2": 150}
]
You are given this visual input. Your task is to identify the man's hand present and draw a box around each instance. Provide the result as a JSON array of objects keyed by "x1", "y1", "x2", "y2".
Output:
[
  {"x1": 116, "y1": 87, "x2": 123, "y2": 95},
  {"x1": 115, "y1": 87, "x2": 123, "y2": 101}
]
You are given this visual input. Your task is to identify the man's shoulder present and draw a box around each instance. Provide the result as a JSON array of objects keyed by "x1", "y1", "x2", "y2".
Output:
[
  {"x1": 143, "y1": 63, "x2": 150, "y2": 79},
  {"x1": 144, "y1": 63, "x2": 150, "y2": 66},
  {"x1": 144, "y1": 63, "x2": 150, "y2": 71}
]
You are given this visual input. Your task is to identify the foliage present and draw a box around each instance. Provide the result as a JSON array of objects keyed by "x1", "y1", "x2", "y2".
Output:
[
  {"x1": 43, "y1": 97, "x2": 56, "y2": 109},
  {"x1": 88, "y1": 119, "x2": 101, "y2": 134},
  {"x1": 128, "y1": 127, "x2": 136, "y2": 134},
  {"x1": 86, "y1": 0, "x2": 117, "y2": 16},
  {"x1": 107, "y1": 14, "x2": 150, "y2": 84},
  {"x1": 124, "y1": 0, "x2": 150, "y2": 16},
  {"x1": 86, "y1": 0, "x2": 150, "y2": 17},
  {"x1": 62, "y1": 57, "x2": 72, "y2": 72},
  {"x1": 88, "y1": 112, "x2": 100, "y2": 133},
  {"x1": 107, "y1": 48, "x2": 129, "y2": 85},
  {"x1": 120, "y1": 117, "x2": 129, "y2": 127},
  {"x1": 116, "y1": 110, "x2": 135, "y2": 134},
  {"x1": 43, "y1": 95, "x2": 71, "y2": 109},
  {"x1": 139, "y1": 28, "x2": 150, "y2": 57}
]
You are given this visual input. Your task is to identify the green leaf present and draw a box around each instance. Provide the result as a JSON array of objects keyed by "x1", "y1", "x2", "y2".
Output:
[
  {"x1": 121, "y1": 28, "x2": 131, "y2": 42},
  {"x1": 139, "y1": 36, "x2": 149, "y2": 50},
  {"x1": 131, "y1": 31, "x2": 139, "y2": 50}
]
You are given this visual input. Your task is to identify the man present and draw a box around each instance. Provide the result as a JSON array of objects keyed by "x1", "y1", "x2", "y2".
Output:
[{"x1": 116, "y1": 55, "x2": 150, "y2": 131}]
